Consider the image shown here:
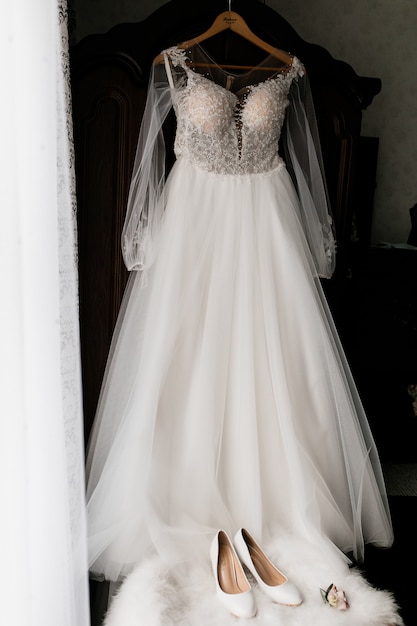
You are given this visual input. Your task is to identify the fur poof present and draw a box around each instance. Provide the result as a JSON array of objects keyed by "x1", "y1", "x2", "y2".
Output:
[{"x1": 103, "y1": 532, "x2": 403, "y2": 626}]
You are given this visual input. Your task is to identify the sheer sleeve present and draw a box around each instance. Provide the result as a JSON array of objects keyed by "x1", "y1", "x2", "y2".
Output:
[
  {"x1": 121, "y1": 62, "x2": 173, "y2": 272},
  {"x1": 282, "y1": 72, "x2": 336, "y2": 279}
]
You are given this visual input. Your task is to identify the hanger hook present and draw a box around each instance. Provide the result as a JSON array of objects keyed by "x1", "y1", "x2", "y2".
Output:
[{"x1": 228, "y1": 0, "x2": 231, "y2": 12}]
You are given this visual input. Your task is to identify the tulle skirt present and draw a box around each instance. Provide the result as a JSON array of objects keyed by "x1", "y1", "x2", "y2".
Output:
[{"x1": 86, "y1": 157, "x2": 393, "y2": 583}]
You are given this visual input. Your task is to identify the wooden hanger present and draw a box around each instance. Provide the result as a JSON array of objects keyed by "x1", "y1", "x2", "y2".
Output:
[{"x1": 153, "y1": 10, "x2": 293, "y2": 70}]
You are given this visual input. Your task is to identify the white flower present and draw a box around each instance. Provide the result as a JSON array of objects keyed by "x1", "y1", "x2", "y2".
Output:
[{"x1": 320, "y1": 583, "x2": 349, "y2": 610}]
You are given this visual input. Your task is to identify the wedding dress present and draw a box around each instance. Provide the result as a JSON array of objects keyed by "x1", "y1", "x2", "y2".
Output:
[{"x1": 85, "y1": 44, "x2": 394, "y2": 599}]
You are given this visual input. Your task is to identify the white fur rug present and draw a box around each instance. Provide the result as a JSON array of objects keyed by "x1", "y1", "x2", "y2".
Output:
[{"x1": 103, "y1": 532, "x2": 403, "y2": 626}]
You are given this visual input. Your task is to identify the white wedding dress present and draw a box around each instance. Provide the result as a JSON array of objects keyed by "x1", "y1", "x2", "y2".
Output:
[{"x1": 85, "y1": 44, "x2": 400, "y2": 625}]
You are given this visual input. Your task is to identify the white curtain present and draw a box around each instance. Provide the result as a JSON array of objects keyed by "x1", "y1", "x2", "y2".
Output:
[{"x1": 0, "y1": 1, "x2": 90, "y2": 625}]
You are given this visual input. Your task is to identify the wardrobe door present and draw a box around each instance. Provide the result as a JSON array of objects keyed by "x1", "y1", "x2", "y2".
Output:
[
  {"x1": 313, "y1": 85, "x2": 361, "y2": 279},
  {"x1": 72, "y1": 57, "x2": 146, "y2": 441}
]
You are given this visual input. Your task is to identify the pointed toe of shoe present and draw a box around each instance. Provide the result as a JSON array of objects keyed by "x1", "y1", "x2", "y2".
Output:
[
  {"x1": 218, "y1": 588, "x2": 257, "y2": 619},
  {"x1": 267, "y1": 579, "x2": 303, "y2": 606}
]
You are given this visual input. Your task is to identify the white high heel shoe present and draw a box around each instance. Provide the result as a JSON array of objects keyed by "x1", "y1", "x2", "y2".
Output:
[
  {"x1": 210, "y1": 530, "x2": 257, "y2": 618},
  {"x1": 234, "y1": 528, "x2": 303, "y2": 606}
]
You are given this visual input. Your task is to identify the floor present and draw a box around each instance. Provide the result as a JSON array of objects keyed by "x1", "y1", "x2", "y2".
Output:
[
  {"x1": 359, "y1": 495, "x2": 416, "y2": 626},
  {"x1": 331, "y1": 246, "x2": 417, "y2": 626}
]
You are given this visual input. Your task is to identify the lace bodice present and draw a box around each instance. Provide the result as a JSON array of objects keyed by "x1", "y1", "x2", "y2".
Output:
[
  {"x1": 122, "y1": 44, "x2": 335, "y2": 278},
  {"x1": 164, "y1": 47, "x2": 305, "y2": 175}
]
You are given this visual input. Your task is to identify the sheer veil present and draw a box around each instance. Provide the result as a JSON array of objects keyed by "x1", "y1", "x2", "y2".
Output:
[
  {"x1": 121, "y1": 43, "x2": 336, "y2": 279},
  {"x1": 283, "y1": 74, "x2": 336, "y2": 278},
  {"x1": 121, "y1": 62, "x2": 173, "y2": 273}
]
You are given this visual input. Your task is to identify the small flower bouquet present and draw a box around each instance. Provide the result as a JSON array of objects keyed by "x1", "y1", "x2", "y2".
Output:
[{"x1": 320, "y1": 583, "x2": 349, "y2": 610}]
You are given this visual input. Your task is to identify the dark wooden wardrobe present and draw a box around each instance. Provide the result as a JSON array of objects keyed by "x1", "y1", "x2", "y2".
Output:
[{"x1": 70, "y1": 0, "x2": 381, "y2": 447}]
